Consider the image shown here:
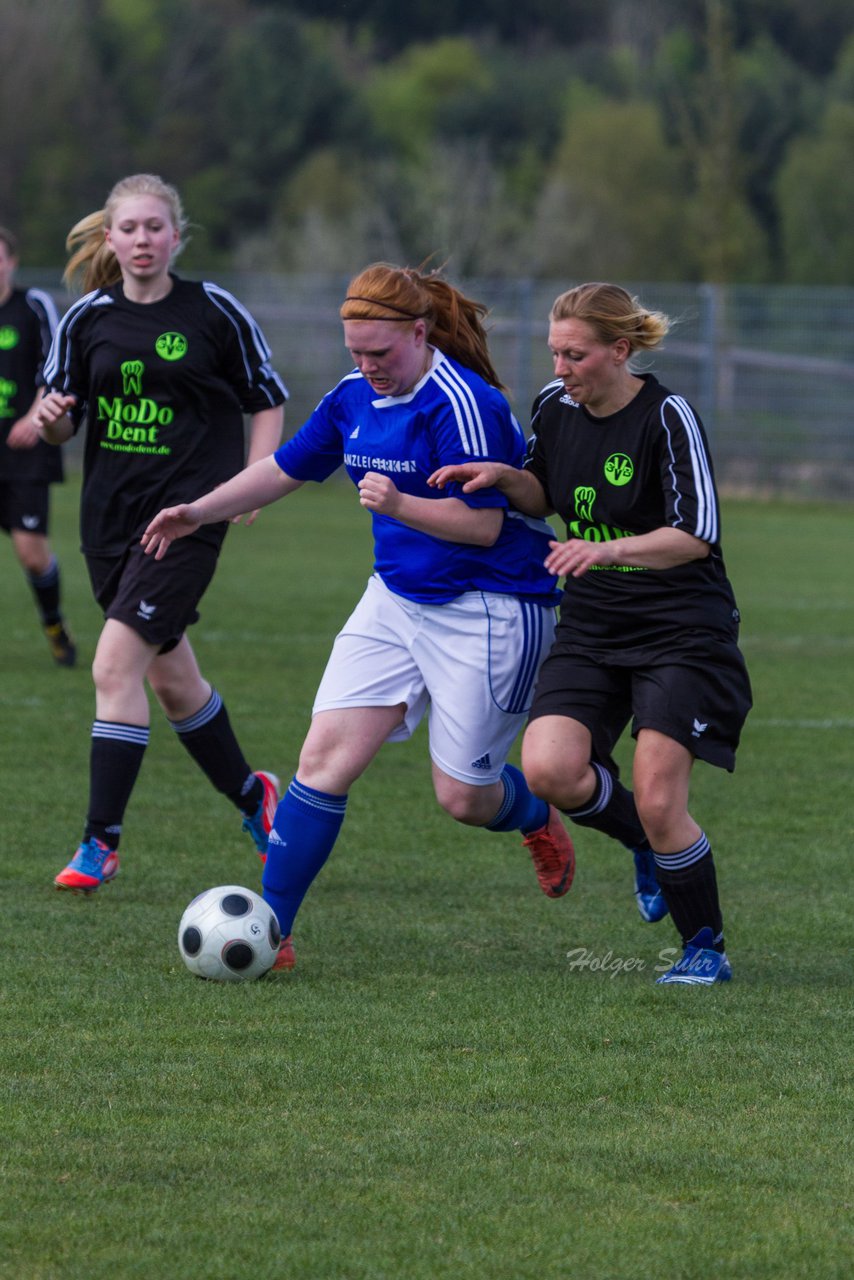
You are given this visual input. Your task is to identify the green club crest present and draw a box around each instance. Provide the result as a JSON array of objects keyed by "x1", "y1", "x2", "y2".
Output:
[
  {"x1": 604, "y1": 453, "x2": 634, "y2": 486},
  {"x1": 155, "y1": 331, "x2": 188, "y2": 361},
  {"x1": 0, "y1": 325, "x2": 20, "y2": 350}
]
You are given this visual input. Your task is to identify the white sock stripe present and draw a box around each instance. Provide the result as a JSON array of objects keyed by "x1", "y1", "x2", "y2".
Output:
[
  {"x1": 490, "y1": 771, "x2": 516, "y2": 827},
  {"x1": 568, "y1": 761, "x2": 612, "y2": 819},
  {"x1": 289, "y1": 778, "x2": 348, "y2": 816},
  {"x1": 170, "y1": 688, "x2": 223, "y2": 734},
  {"x1": 92, "y1": 721, "x2": 150, "y2": 746},
  {"x1": 654, "y1": 832, "x2": 711, "y2": 871}
]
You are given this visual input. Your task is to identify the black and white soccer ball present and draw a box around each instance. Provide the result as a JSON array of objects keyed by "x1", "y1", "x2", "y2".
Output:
[{"x1": 178, "y1": 885, "x2": 281, "y2": 982}]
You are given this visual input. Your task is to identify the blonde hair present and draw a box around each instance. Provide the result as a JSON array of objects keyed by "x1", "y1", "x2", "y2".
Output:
[
  {"x1": 341, "y1": 262, "x2": 506, "y2": 391},
  {"x1": 63, "y1": 174, "x2": 187, "y2": 292},
  {"x1": 549, "y1": 283, "x2": 670, "y2": 353}
]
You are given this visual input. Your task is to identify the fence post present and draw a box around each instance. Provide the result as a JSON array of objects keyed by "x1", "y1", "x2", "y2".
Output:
[
  {"x1": 698, "y1": 281, "x2": 723, "y2": 436},
  {"x1": 514, "y1": 276, "x2": 535, "y2": 419}
]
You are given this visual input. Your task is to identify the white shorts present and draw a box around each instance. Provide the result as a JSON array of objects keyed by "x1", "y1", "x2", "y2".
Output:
[{"x1": 313, "y1": 574, "x2": 555, "y2": 785}]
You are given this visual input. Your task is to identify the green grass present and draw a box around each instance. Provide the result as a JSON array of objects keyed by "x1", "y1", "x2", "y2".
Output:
[{"x1": 1, "y1": 478, "x2": 852, "y2": 1279}]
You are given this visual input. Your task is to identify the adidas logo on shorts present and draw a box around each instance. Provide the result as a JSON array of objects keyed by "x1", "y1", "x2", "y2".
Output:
[{"x1": 471, "y1": 753, "x2": 492, "y2": 770}]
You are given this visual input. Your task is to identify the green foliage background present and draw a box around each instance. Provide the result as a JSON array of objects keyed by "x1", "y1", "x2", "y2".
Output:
[{"x1": 3, "y1": 0, "x2": 854, "y2": 283}]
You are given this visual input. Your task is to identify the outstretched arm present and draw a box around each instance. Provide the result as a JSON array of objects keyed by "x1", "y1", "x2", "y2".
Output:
[
  {"x1": 428, "y1": 460, "x2": 551, "y2": 517},
  {"x1": 141, "y1": 455, "x2": 302, "y2": 559},
  {"x1": 546, "y1": 526, "x2": 711, "y2": 578}
]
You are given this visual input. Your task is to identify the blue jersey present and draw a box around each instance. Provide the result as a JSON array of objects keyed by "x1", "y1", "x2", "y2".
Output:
[{"x1": 275, "y1": 349, "x2": 561, "y2": 606}]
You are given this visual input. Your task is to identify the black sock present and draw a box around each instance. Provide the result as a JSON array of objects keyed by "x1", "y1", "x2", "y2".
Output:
[
  {"x1": 27, "y1": 556, "x2": 62, "y2": 626},
  {"x1": 653, "y1": 834, "x2": 725, "y2": 949},
  {"x1": 563, "y1": 761, "x2": 647, "y2": 849},
  {"x1": 170, "y1": 689, "x2": 260, "y2": 814},
  {"x1": 85, "y1": 722, "x2": 149, "y2": 849}
]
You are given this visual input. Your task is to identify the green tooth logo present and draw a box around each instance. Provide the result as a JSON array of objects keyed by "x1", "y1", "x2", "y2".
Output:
[
  {"x1": 155, "y1": 331, "x2": 187, "y2": 361},
  {"x1": 0, "y1": 376, "x2": 17, "y2": 418},
  {"x1": 604, "y1": 453, "x2": 634, "y2": 486},
  {"x1": 121, "y1": 360, "x2": 144, "y2": 395},
  {"x1": 574, "y1": 486, "x2": 596, "y2": 522}
]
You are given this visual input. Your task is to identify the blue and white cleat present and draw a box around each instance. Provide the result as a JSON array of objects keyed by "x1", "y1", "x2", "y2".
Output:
[
  {"x1": 632, "y1": 845, "x2": 669, "y2": 923},
  {"x1": 242, "y1": 770, "x2": 280, "y2": 861},
  {"x1": 656, "y1": 927, "x2": 732, "y2": 986}
]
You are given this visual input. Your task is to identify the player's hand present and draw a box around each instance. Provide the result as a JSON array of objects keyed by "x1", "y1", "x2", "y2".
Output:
[
  {"x1": 358, "y1": 470, "x2": 401, "y2": 516},
  {"x1": 229, "y1": 509, "x2": 261, "y2": 527},
  {"x1": 32, "y1": 391, "x2": 77, "y2": 428},
  {"x1": 5, "y1": 416, "x2": 41, "y2": 449},
  {"x1": 141, "y1": 504, "x2": 202, "y2": 559},
  {"x1": 544, "y1": 537, "x2": 617, "y2": 578},
  {"x1": 427, "y1": 461, "x2": 504, "y2": 492}
]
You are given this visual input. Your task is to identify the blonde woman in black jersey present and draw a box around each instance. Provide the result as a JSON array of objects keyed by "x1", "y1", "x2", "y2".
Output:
[
  {"x1": 431, "y1": 282, "x2": 752, "y2": 986},
  {"x1": 34, "y1": 174, "x2": 287, "y2": 894}
]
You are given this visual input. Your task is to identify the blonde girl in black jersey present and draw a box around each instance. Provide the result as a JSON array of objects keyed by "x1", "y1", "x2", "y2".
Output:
[
  {"x1": 431, "y1": 282, "x2": 752, "y2": 986},
  {"x1": 34, "y1": 174, "x2": 287, "y2": 894}
]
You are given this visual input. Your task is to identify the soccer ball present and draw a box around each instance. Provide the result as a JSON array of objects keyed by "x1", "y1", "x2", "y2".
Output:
[{"x1": 178, "y1": 884, "x2": 281, "y2": 982}]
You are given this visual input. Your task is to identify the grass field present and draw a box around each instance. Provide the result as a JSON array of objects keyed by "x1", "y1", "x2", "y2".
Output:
[{"x1": 1, "y1": 476, "x2": 851, "y2": 1280}]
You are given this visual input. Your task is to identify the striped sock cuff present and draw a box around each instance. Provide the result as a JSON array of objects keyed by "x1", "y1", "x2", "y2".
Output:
[
  {"x1": 565, "y1": 762, "x2": 611, "y2": 820},
  {"x1": 488, "y1": 769, "x2": 517, "y2": 829},
  {"x1": 92, "y1": 720, "x2": 150, "y2": 748},
  {"x1": 169, "y1": 688, "x2": 223, "y2": 735},
  {"x1": 654, "y1": 832, "x2": 711, "y2": 872},
  {"x1": 286, "y1": 777, "x2": 348, "y2": 819},
  {"x1": 28, "y1": 556, "x2": 59, "y2": 588}
]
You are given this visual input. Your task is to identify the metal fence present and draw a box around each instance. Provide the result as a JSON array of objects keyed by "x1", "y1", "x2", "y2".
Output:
[{"x1": 24, "y1": 272, "x2": 854, "y2": 500}]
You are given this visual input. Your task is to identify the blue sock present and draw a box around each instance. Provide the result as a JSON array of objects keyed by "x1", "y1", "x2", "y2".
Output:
[
  {"x1": 485, "y1": 764, "x2": 549, "y2": 834},
  {"x1": 262, "y1": 778, "x2": 347, "y2": 935}
]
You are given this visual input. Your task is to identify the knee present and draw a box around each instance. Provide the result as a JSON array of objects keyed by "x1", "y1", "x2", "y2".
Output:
[
  {"x1": 434, "y1": 776, "x2": 494, "y2": 826},
  {"x1": 521, "y1": 750, "x2": 588, "y2": 810},
  {"x1": 296, "y1": 738, "x2": 356, "y2": 794},
  {"x1": 437, "y1": 790, "x2": 481, "y2": 825},
  {"x1": 21, "y1": 549, "x2": 51, "y2": 576},
  {"x1": 522, "y1": 757, "x2": 558, "y2": 801},
  {"x1": 635, "y1": 787, "x2": 676, "y2": 846},
  {"x1": 91, "y1": 649, "x2": 130, "y2": 700},
  {"x1": 296, "y1": 737, "x2": 327, "y2": 786}
]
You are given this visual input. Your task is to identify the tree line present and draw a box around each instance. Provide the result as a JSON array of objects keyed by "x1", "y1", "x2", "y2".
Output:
[{"x1": 3, "y1": 0, "x2": 853, "y2": 284}]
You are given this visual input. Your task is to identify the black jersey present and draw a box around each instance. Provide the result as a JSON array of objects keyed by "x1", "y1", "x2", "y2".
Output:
[
  {"x1": 0, "y1": 286, "x2": 63, "y2": 485},
  {"x1": 42, "y1": 275, "x2": 287, "y2": 555},
  {"x1": 525, "y1": 373, "x2": 742, "y2": 659}
]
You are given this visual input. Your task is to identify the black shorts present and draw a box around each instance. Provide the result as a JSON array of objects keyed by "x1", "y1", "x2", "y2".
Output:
[
  {"x1": 86, "y1": 537, "x2": 220, "y2": 654},
  {"x1": 529, "y1": 639, "x2": 752, "y2": 772},
  {"x1": 0, "y1": 482, "x2": 50, "y2": 536}
]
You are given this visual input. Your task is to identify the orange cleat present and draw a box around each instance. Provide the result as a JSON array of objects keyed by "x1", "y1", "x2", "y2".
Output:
[
  {"x1": 271, "y1": 934, "x2": 296, "y2": 972},
  {"x1": 522, "y1": 806, "x2": 576, "y2": 898}
]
